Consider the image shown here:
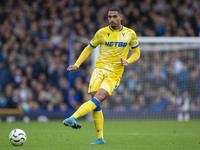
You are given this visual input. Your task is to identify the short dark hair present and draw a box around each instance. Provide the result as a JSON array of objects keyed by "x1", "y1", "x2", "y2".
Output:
[{"x1": 108, "y1": 7, "x2": 122, "y2": 14}]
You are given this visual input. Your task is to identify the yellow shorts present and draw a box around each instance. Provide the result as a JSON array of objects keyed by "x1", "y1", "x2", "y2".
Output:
[{"x1": 88, "y1": 68, "x2": 120, "y2": 95}]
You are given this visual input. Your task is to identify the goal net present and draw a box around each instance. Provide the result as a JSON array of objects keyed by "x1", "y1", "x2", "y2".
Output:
[
  {"x1": 104, "y1": 37, "x2": 200, "y2": 120},
  {"x1": 75, "y1": 36, "x2": 200, "y2": 120}
]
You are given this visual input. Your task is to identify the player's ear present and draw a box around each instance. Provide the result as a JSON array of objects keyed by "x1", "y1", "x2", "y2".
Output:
[{"x1": 120, "y1": 14, "x2": 123, "y2": 21}]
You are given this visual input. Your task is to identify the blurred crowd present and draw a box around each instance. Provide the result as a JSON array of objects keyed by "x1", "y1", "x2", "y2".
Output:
[
  {"x1": 109, "y1": 50, "x2": 200, "y2": 112},
  {"x1": 0, "y1": 0, "x2": 200, "y2": 112}
]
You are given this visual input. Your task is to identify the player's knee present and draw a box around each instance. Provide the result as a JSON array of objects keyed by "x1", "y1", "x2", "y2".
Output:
[
  {"x1": 90, "y1": 92, "x2": 96, "y2": 98},
  {"x1": 95, "y1": 89, "x2": 110, "y2": 102}
]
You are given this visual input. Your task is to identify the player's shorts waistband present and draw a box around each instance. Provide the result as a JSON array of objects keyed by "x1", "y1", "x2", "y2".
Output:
[{"x1": 95, "y1": 67, "x2": 121, "y2": 78}]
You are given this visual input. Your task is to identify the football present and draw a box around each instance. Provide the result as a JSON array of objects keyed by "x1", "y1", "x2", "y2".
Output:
[{"x1": 9, "y1": 129, "x2": 27, "y2": 146}]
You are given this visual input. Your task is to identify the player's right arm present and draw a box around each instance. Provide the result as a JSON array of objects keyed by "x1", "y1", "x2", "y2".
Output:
[
  {"x1": 74, "y1": 45, "x2": 94, "y2": 68},
  {"x1": 67, "y1": 65, "x2": 78, "y2": 71},
  {"x1": 67, "y1": 30, "x2": 101, "y2": 71},
  {"x1": 67, "y1": 45, "x2": 93, "y2": 71}
]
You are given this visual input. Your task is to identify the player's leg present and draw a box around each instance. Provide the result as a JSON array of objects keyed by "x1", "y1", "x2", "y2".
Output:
[
  {"x1": 90, "y1": 107, "x2": 105, "y2": 145},
  {"x1": 63, "y1": 95, "x2": 101, "y2": 129},
  {"x1": 90, "y1": 92, "x2": 104, "y2": 142},
  {"x1": 63, "y1": 90, "x2": 109, "y2": 129},
  {"x1": 92, "y1": 107, "x2": 104, "y2": 139},
  {"x1": 90, "y1": 70, "x2": 121, "y2": 145},
  {"x1": 63, "y1": 90, "x2": 108, "y2": 129},
  {"x1": 63, "y1": 68, "x2": 105, "y2": 129},
  {"x1": 62, "y1": 117, "x2": 81, "y2": 129}
]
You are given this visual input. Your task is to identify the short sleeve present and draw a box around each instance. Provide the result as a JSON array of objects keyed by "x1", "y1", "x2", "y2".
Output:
[
  {"x1": 130, "y1": 31, "x2": 139, "y2": 49},
  {"x1": 89, "y1": 29, "x2": 101, "y2": 48}
]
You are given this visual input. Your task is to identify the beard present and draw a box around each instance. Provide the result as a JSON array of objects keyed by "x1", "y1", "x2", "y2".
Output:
[{"x1": 110, "y1": 22, "x2": 117, "y2": 27}]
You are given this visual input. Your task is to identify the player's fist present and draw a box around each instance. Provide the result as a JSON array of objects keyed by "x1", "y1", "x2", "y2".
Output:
[
  {"x1": 121, "y1": 58, "x2": 128, "y2": 66},
  {"x1": 67, "y1": 65, "x2": 78, "y2": 71}
]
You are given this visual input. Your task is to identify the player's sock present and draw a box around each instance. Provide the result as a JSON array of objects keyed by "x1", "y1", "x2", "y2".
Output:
[
  {"x1": 93, "y1": 106, "x2": 104, "y2": 140},
  {"x1": 71, "y1": 98, "x2": 100, "y2": 119}
]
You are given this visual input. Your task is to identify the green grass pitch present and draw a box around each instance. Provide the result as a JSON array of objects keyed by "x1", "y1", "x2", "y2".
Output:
[{"x1": 0, "y1": 120, "x2": 200, "y2": 150}]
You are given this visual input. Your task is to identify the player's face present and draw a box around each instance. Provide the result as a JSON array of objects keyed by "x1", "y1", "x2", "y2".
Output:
[{"x1": 108, "y1": 11, "x2": 123, "y2": 29}]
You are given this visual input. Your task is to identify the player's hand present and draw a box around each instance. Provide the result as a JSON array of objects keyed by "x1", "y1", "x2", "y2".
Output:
[
  {"x1": 121, "y1": 58, "x2": 128, "y2": 66},
  {"x1": 67, "y1": 65, "x2": 78, "y2": 71}
]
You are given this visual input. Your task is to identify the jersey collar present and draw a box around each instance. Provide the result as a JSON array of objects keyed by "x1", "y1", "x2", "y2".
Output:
[{"x1": 109, "y1": 25, "x2": 123, "y2": 32}]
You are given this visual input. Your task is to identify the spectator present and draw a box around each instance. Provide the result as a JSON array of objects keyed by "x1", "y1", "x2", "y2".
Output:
[
  {"x1": 177, "y1": 64, "x2": 190, "y2": 91},
  {"x1": 132, "y1": 95, "x2": 146, "y2": 111},
  {"x1": 0, "y1": 93, "x2": 7, "y2": 108},
  {"x1": 177, "y1": 91, "x2": 191, "y2": 121},
  {"x1": 69, "y1": 88, "x2": 81, "y2": 109},
  {"x1": 150, "y1": 95, "x2": 169, "y2": 111},
  {"x1": 0, "y1": 60, "x2": 11, "y2": 90}
]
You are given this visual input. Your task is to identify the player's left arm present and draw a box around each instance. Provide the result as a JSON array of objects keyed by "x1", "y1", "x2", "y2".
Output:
[
  {"x1": 121, "y1": 46, "x2": 140, "y2": 66},
  {"x1": 125, "y1": 31, "x2": 140, "y2": 65},
  {"x1": 126, "y1": 46, "x2": 140, "y2": 64}
]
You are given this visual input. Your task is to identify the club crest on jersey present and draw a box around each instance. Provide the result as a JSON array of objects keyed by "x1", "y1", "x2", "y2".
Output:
[
  {"x1": 105, "y1": 42, "x2": 127, "y2": 47},
  {"x1": 122, "y1": 33, "x2": 125, "y2": 37},
  {"x1": 107, "y1": 33, "x2": 110, "y2": 36}
]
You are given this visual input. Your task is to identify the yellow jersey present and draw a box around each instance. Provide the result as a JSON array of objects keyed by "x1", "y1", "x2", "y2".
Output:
[{"x1": 89, "y1": 25, "x2": 139, "y2": 77}]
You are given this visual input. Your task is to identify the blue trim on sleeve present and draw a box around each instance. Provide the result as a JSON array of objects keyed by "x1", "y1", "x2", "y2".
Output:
[
  {"x1": 94, "y1": 106, "x2": 102, "y2": 111},
  {"x1": 91, "y1": 98, "x2": 100, "y2": 107},
  {"x1": 89, "y1": 43, "x2": 96, "y2": 48},
  {"x1": 119, "y1": 26, "x2": 123, "y2": 32},
  {"x1": 131, "y1": 45, "x2": 139, "y2": 49}
]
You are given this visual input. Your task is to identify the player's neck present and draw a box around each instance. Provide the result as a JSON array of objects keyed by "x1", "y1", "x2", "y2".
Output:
[{"x1": 111, "y1": 24, "x2": 122, "y2": 31}]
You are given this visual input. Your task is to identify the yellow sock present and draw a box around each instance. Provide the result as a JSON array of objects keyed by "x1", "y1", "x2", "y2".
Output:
[
  {"x1": 71, "y1": 98, "x2": 99, "y2": 119},
  {"x1": 93, "y1": 107, "x2": 104, "y2": 139}
]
